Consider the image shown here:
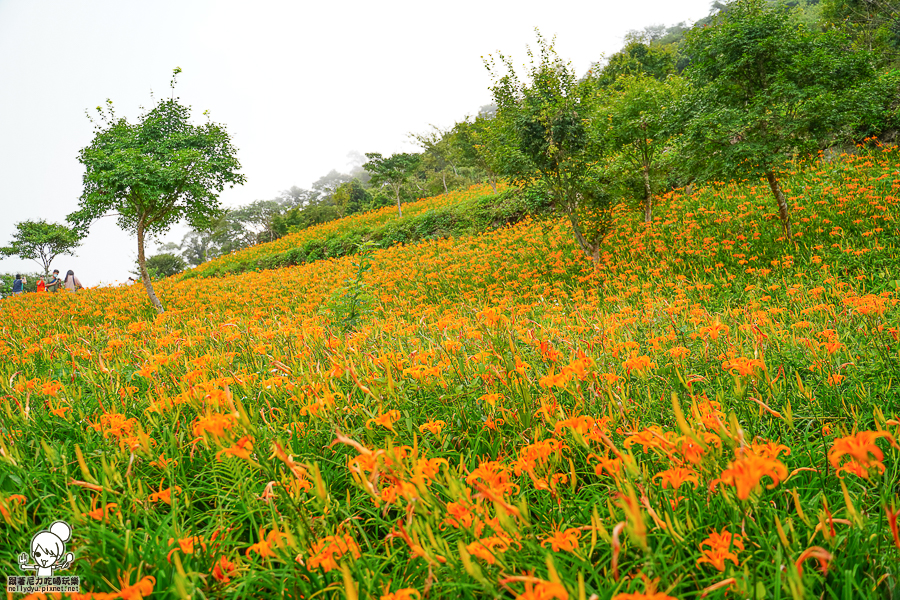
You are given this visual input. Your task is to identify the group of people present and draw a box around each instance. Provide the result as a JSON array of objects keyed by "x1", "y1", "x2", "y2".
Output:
[{"x1": 10, "y1": 270, "x2": 83, "y2": 296}]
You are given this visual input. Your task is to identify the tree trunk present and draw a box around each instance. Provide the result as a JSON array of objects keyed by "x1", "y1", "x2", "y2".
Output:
[
  {"x1": 136, "y1": 218, "x2": 165, "y2": 314},
  {"x1": 395, "y1": 187, "x2": 403, "y2": 218},
  {"x1": 441, "y1": 171, "x2": 448, "y2": 194},
  {"x1": 764, "y1": 170, "x2": 792, "y2": 238},
  {"x1": 40, "y1": 250, "x2": 51, "y2": 277},
  {"x1": 641, "y1": 163, "x2": 653, "y2": 224},
  {"x1": 564, "y1": 203, "x2": 601, "y2": 268},
  {"x1": 489, "y1": 177, "x2": 497, "y2": 194}
]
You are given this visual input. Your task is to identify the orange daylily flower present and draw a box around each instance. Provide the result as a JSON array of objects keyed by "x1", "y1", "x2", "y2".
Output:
[
  {"x1": 50, "y1": 405, "x2": 72, "y2": 418},
  {"x1": 117, "y1": 575, "x2": 156, "y2": 600},
  {"x1": 592, "y1": 454, "x2": 623, "y2": 478},
  {"x1": 0, "y1": 494, "x2": 26, "y2": 524},
  {"x1": 150, "y1": 454, "x2": 178, "y2": 469},
  {"x1": 381, "y1": 588, "x2": 421, "y2": 600},
  {"x1": 722, "y1": 356, "x2": 765, "y2": 377},
  {"x1": 826, "y1": 373, "x2": 845, "y2": 386},
  {"x1": 304, "y1": 533, "x2": 361, "y2": 572},
  {"x1": 367, "y1": 409, "x2": 401, "y2": 432},
  {"x1": 192, "y1": 413, "x2": 237, "y2": 438},
  {"x1": 514, "y1": 580, "x2": 569, "y2": 600},
  {"x1": 271, "y1": 442, "x2": 312, "y2": 491},
  {"x1": 795, "y1": 546, "x2": 832, "y2": 576},
  {"x1": 167, "y1": 536, "x2": 205, "y2": 561},
  {"x1": 539, "y1": 369, "x2": 573, "y2": 389},
  {"x1": 540, "y1": 527, "x2": 581, "y2": 552},
  {"x1": 715, "y1": 452, "x2": 787, "y2": 499},
  {"x1": 696, "y1": 528, "x2": 744, "y2": 571},
  {"x1": 624, "y1": 426, "x2": 673, "y2": 453},
  {"x1": 84, "y1": 502, "x2": 119, "y2": 521},
  {"x1": 466, "y1": 535, "x2": 511, "y2": 564},
  {"x1": 211, "y1": 555, "x2": 238, "y2": 583},
  {"x1": 466, "y1": 460, "x2": 518, "y2": 496},
  {"x1": 654, "y1": 467, "x2": 699, "y2": 489},
  {"x1": 216, "y1": 436, "x2": 254, "y2": 461},
  {"x1": 700, "y1": 321, "x2": 729, "y2": 341},
  {"x1": 885, "y1": 503, "x2": 900, "y2": 551},
  {"x1": 622, "y1": 353, "x2": 656, "y2": 375},
  {"x1": 443, "y1": 499, "x2": 476, "y2": 530},
  {"x1": 599, "y1": 372, "x2": 623, "y2": 385},
  {"x1": 828, "y1": 430, "x2": 895, "y2": 476},
  {"x1": 246, "y1": 527, "x2": 289, "y2": 559},
  {"x1": 148, "y1": 486, "x2": 182, "y2": 505},
  {"x1": 669, "y1": 346, "x2": 691, "y2": 359},
  {"x1": 418, "y1": 419, "x2": 446, "y2": 435},
  {"x1": 751, "y1": 440, "x2": 791, "y2": 459}
]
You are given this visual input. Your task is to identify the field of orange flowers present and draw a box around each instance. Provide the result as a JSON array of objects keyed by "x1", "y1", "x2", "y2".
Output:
[{"x1": 1, "y1": 145, "x2": 899, "y2": 600}]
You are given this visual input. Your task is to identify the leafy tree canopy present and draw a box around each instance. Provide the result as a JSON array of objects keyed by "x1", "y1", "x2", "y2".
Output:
[
  {"x1": 449, "y1": 114, "x2": 519, "y2": 194},
  {"x1": 312, "y1": 170, "x2": 354, "y2": 197},
  {"x1": 822, "y1": 0, "x2": 900, "y2": 66},
  {"x1": 68, "y1": 69, "x2": 245, "y2": 312},
  {"x1": 363, "y1": 152, "x2": 421, "y2": 217},
  {"x1": 676, "y1": 0, "x2": 884, "y2": 237},
  {"x1": 487, "y1": 30, "x2": 615, "y2": 263},
  {"x1": 589, "y1": 36, "x2": 678, "y2": 88},
  {"x1": 331, "y1": 180, "x2": 372, "y2": 218},
  {"x1": 602, "y1": 74, "x2": 686, "y2": 222},
  {"x1": 410, "y1": 125, "x2": 462, "y2": 194},
  {"x1": 229, "y1": 200, "x2": 284, "y2": 244},
  {"x1": 0, "y1": 219, "x2": 83, "y2": 275}
]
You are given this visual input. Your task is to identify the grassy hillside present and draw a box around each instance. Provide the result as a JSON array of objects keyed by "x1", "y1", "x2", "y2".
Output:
[
  {"x1": 0, "y1": 144, "x2": 898, "y2": 599},
  {"x1": 182, "y1": 182, "x2": 553, "y2": 278}
]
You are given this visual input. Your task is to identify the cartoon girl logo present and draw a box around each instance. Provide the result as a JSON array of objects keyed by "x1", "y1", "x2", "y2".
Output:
[{"x1": 18, "y1": 521, "x2": 75, "y2": 577}]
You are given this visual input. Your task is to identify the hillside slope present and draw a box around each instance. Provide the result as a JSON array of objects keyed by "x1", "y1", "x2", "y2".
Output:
[
  {"x1": 182, "y1": 181, "x2": 555, "y2": 278},
  {"x1": 0, "y1": 146, "x2": 898, "y2": 598}
]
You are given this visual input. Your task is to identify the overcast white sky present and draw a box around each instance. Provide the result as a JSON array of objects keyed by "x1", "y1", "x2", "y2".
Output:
[{"x1": 0, "y1": 0, "x2": 713, "y2": 285}]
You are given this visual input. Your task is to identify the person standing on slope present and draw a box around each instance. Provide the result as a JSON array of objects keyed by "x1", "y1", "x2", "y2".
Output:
[
  {"x1": 46, "y1": 270, "x2": 62, "y2": 292},
  {"x1": 63, "y1": 270, "x2": 83, "y2": 292}
]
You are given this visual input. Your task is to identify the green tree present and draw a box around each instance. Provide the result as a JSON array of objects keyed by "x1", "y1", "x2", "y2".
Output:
[
  {"x1": 363, "y1": 153, "x2": 421, "y2": 217},
  {"x1": 231, "y1": 199, "x2": 284, "y2": 244},
  {"x1": 487, "y1": 31, "x2": 614, "y2": 264},
  {"x1": 590, "y1": 34, "x2": 678, "y2": 88},
  {"x1": 823, "y1": 0, "x2": 900, "y2": 66},
  {"x1": 170, "y1": 230, "x2": 214, "y2": 267},
  {"x1": 450, "y1": 113, "x2": 523, "y2": 194},
  {"x1": 0, "y1": 219, "x2": 83, "y2": 275},
  {"x1": 410, "y1": 125, "x2": 462, "y2": 194},
  {"x1": 312, "y1": 170, "x2": 354, "y2": 198},
  {"x1": 270, "y1": 194, "x2": 343, "y2": 237},
  {"x1": 278, "y1": 186, "x2": 321, "y2": 209},
  {"x1": 603, "y1": 74, "x2": 685, "y2": 223},
  {"x1": 68, "y1": 69, "x2": 245, "y2": 312},
  {"x1": 678, "y1": 0, "x2": 880, "y2": 239},
  {"x1": 164, "y1": 209, "x2": 255, "y2": 268},
  {"x1": 133, "y1": 252, "x2": 186, "y2": 279},
  {"x1": 331, "y1": 180, "x2": 372, "y2": 218}
]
